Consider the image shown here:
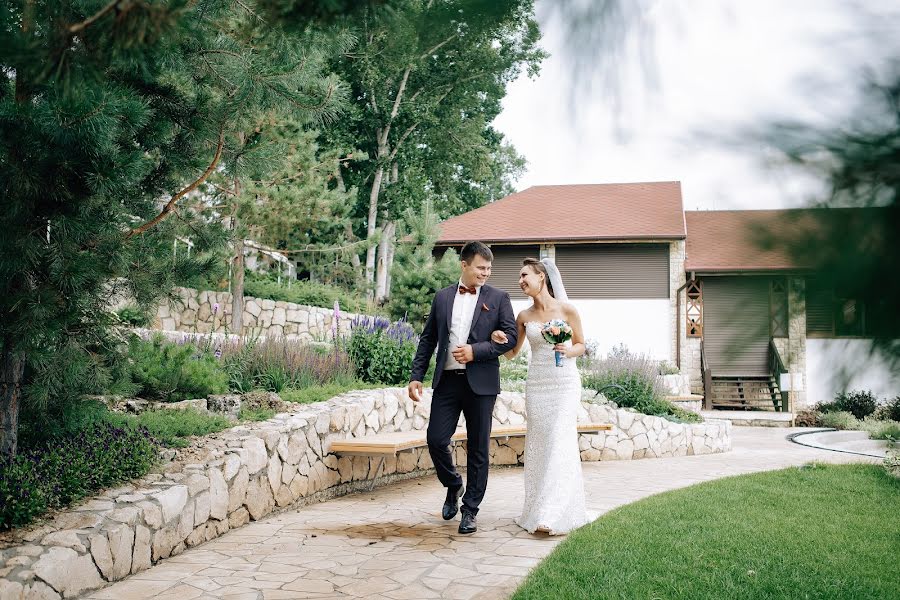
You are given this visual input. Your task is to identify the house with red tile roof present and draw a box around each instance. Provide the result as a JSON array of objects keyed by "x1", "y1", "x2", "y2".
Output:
[{"x1": 435, "y1": 182, "x2": 899, "y2": 413}]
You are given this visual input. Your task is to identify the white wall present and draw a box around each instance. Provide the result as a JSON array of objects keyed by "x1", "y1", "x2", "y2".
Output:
[
  {"x1": 512, "y1": 298, "x2": 672, "y2": 361},
  {"x1": 806, "y1": 339, "x2": 900, "y2": 405}
]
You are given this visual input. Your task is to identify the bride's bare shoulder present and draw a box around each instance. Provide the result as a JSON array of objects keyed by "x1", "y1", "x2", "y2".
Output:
[{"x1": 561, "y1": 302, "x2": 580, "y2": 318}]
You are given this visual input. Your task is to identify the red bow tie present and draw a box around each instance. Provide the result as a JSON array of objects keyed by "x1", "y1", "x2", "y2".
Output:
[{"x1": 458, "y1": 285, "x2": 477, "y2": 295}]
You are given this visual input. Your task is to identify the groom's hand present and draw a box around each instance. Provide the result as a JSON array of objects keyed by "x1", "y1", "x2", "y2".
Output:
[
  {"x1": 408, "y1": 381, "x2": 423, "y2": 402},
  {"x1": 451, "y1": 344, "x2": 474, "y2": 364}
]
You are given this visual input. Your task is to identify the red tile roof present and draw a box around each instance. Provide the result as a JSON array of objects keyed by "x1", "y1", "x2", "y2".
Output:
[
  {"x1": 685, "y1": 209, "x2": 823, "y2": 272},
  {"x1": 436, "y1": 182, "x2": 687, "y2": 244}
]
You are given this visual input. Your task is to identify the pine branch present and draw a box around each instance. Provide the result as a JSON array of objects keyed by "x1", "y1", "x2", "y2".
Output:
[
  {"x1": 233, "y1": 0, "x2": 267, "y2": 24},
  {"x1": 264, "y1": 81, "x2": 337, "y2": 112},
  {"x1": 126, "y1": 125, "x2": 226, "y2": 239},
  {"x1": 68, "y1": 0, "x2": 122, "y2": 34}
]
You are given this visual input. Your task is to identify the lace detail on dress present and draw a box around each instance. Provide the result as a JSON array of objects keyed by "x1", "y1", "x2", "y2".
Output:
[{"x1": 514, "y1": 321, "x2": 590, "y2": 535}]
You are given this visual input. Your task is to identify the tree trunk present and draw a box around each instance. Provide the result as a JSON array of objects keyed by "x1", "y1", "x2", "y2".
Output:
[
  {"x1": 364, "y1": 165, "x2": 385, "y2": 290},
  {"x1": 230, "y1": 170, "x2": 244, "y2": 335},
  {"x1": 0, "y1": 336, "x2": 25, "y2": 459},
  {"x1": 384, "y1": 221, "x2": 396, "y2": 300},
  {"x1": 231, "y1": 236, "x2": 245, "y2": 335},
  {"x1": 375, "y1": 221, "x2": 396, "y2": 304}
]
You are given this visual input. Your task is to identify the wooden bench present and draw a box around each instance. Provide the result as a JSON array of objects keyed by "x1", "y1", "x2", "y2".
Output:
[{"x1": 330, "y1": 422, "x2": 612, "y2": 490}]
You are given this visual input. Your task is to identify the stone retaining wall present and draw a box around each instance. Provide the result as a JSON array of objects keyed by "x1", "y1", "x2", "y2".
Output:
[
  {"x1": 154, "y1": 287, "x2": 364, "y2": 340},
  {"x1": 0, "y1": 389, "x2": 730, "y2": 599}
]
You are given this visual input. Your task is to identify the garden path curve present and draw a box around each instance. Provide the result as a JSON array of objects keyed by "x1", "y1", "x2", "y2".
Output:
[{"x1": 85, "y1": 427, "x2": 876, "y2": 600}]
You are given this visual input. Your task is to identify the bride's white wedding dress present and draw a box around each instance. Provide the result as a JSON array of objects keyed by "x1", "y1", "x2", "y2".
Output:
[{"x1": 515, "y1": 321, "x2": 591, "y2": 535}]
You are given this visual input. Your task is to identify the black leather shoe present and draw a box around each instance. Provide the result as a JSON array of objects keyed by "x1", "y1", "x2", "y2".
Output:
[
  {"x1": 458, "y1": 510, "x2": 477, "y2": 534},
  {"x1": 442, "y1": 485, "x2": 464, "y2": 520}
]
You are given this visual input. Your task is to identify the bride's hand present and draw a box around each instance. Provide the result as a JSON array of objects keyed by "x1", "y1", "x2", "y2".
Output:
[
  {"x1": 491, "y1": 330, "x2": 508, "y2": 344},
  {"x1": 553, "y1": 343, "x2": 570, "y2": 357}
]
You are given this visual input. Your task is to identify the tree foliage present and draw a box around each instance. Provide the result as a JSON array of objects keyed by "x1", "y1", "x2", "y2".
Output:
[{"x1": 0, "y1": 0, "x2": 349, "y2": 456}]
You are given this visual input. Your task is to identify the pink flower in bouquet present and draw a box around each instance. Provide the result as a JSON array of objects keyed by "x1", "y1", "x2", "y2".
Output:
[{"x1": 550, "y1": 326, "x2": 560, "y2": 336}]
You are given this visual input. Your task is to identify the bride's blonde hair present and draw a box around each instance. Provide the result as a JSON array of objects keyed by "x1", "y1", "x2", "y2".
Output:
[{"x1": 522, "y1": 257, "x2": 555, "y2": 298}]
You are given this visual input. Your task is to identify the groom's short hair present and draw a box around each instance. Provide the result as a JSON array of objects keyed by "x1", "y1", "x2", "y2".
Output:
[{"x1": 460, "y1": 241, "x2": 493, "y2": 263}]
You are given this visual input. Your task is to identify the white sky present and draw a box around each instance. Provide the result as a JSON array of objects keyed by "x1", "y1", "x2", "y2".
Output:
[{"x1": 494, "y1": 0, "x2": 899, "y2": 210}]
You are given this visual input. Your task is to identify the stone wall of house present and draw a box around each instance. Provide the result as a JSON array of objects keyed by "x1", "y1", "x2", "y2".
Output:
[
  {"x1": 669, "y1": 240, "x2": 688, "y2": 366},
  {"x1": 0, "y1": 389, "x2": 730, "y2": 599},
  {"x1": 154, "y1": 287, "x2": 362, "y2": 341},
  {"x1": 773, "y1": 277, "x2": 808, "y2": 409}
]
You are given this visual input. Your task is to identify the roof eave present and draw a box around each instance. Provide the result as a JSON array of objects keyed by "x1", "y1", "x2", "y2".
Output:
[
  {"x1": 685, "y1": 266, "x2": 812, "y2": 275},
  {"x1": 437, "y1": 234, "x2": 687, "y2": 245}
]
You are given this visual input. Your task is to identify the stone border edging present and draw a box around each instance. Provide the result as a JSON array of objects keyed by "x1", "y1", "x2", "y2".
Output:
[
  {"x1": 0, "y1": 389, "x2": 730, "y2": 599},
  {"x1": 787, "y1": 428, "x2": 890, "y2": 459}
]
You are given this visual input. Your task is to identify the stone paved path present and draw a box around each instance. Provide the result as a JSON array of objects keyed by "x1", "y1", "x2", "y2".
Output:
[{"x1": 85, "y1": 427, "x2": 876, "y2": 600}]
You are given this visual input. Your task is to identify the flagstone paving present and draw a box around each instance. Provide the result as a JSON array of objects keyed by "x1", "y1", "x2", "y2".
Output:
[{"x1": 85, "y1": 427, "x2": 876, "y2": 600}]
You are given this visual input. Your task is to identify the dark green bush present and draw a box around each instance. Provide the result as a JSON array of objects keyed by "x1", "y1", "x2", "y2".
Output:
[
  {"x1": 0, "y1": 422, "x2": 159, "y2": 530},
  {"x1": 128, "y1": 334, "x2": 228, "y2": 401},
  {"x1": 818, "y1": 390, "x2": 879, "y2": 419},
  {"x1": 875, "y1": 396, "x2": 900, "y2": 422},
  {"x1": 347, "y1": 316, "x2": 418, "y2": 385},
  {"x1": 116, "y1": 304, "x2": 152, "y2": 327}
]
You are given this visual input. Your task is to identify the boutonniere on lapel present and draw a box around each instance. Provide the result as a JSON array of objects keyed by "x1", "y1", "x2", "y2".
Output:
[{"x1": 481, "y1": 303, "x2": 490, "y2": 312}]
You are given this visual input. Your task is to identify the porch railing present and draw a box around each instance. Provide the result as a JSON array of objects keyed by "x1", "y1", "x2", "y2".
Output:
[{"x1": 769, "y1": 339, "x2": 790, "y2": 412}]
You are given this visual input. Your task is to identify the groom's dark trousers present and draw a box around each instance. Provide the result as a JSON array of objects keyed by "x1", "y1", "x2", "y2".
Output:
[
  {"x1": 410, "y1": 283, "x2": 518, "y2": 516},
  {"x1": 427, "y1": 372, "x2": 496, "y2": 514}
]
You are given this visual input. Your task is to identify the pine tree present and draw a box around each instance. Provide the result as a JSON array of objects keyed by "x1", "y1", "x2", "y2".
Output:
[{"x1": 0, "y1": 0, "x2": 346, "y2": 457}]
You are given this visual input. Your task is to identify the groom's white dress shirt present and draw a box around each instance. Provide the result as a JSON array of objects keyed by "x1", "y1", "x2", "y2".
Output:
[{"x1": 444, "y1": 281, "x2": 481, "y2": 371}]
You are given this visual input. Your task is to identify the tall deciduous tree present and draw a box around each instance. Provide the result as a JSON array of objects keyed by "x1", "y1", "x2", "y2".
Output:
[{"x1": 324, "y1": 0, "x2": 545, "y2": 302}]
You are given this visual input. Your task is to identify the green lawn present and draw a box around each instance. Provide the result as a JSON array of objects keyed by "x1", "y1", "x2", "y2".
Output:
[{"x1": 512, "y1": 464, "x2": 900, "y2": 600}]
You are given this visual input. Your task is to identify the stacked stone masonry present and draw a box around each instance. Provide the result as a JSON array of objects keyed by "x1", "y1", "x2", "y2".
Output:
[
  {"x1": 154, "y1": 287, "x2": 359, "y2": 340},
  {"x1": 0, "y1": 389, "x2": 730, "y2": 599}
]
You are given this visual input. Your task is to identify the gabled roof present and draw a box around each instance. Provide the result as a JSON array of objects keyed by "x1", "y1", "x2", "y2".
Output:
[
  {"x1": 685, "y1": 209, "x2": 819, "y2": 272},
  {"x1": 436, "y1": 182, "x2": 687, "y2": 244}
]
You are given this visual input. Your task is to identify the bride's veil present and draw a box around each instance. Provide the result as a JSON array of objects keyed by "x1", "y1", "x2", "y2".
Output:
[{"x1": 540, "y1": 258, "x2": 568, "y2": 303}]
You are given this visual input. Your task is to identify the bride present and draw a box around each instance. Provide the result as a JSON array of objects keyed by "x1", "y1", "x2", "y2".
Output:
[{"x1": 491, "y1": 257, "x2": 590, "y2": 535}]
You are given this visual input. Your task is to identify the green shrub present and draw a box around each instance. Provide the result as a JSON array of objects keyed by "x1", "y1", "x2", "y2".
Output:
[
  {"x1": 243, "y1": 272, "x2": 370, "y2": 313},
  {"x1": 581, "y1": 345, "x2": 696, "y2": 422},
  {"x1": 239, "y1": 408, "x2": 276, "y2": 422},
  {"x1": 875, "y1": 396, "x2": 900, "y2": 422},
  {"x1": 819, "y1": 411, "x2": 861, "y2": 430},
  {"x1": 127, "y1": 334, "x2": 228, "y2": 401},
  {"x1": 500, "y1": 354, "x2": 530, "y2": 381},
  {"x1": 347, "y1": 316, "x2": 418, "y2": 385},
  {"x1": 104, "y1": 408, "x2": 232, "y2": 448},
  {"x1": 860, "y1": 417, "x2": 900, "y2": 443},
  {"x1": 116, "y1": 304, "x2": 151, "y2": 327},
  {"x1": 818, "y1": 390, "x2": 879, "y2": 419},
  {"x1": 668, "y1": 406, "x2": 704, "y2": 424},
  {"x1": 280, "y1": 381, "x2": 384, "y2": 405},
  {"x1": 885, "y1": 450, "x2": 900, "y2": 478},
  {"x1": 0, "y1": 422, "x2": 159, "y2": 529}
]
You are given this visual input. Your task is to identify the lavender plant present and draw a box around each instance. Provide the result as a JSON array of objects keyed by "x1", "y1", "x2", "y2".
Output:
[{"x1": 347, "y1": 316, "x2": 419, "y2": 385}]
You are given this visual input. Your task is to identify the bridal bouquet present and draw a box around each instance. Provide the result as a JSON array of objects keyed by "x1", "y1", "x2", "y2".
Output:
[{"x1": 541, "y1": 319, "x2": 573, "y2": 367}]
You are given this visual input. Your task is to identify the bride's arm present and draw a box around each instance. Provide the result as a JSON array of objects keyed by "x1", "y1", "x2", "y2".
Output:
[
  {"x1": 556, "y1": 303, "x2": 586, "y2": 358},
  {"x1": 492, "y1": 315, "x2": 527, "y2": 359}
]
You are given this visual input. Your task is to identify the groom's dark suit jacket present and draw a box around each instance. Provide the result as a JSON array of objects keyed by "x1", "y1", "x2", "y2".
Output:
[{"x1": 410, "y1": 283, "x2": 518, "y2": 395}]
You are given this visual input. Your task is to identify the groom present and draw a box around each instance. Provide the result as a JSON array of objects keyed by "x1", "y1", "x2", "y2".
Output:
[{"x1": 408, "y1": 241, "x2": 518, "y2": 534}]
